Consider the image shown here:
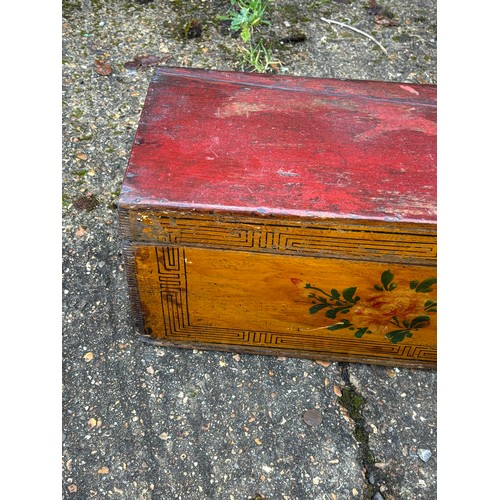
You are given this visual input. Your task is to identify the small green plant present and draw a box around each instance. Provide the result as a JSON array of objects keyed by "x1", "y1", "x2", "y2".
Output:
[
  {"x1": 220, "y1": 0, "x2": 280, "y2": 72},
  {"x1": 221, "y1": 0, "x2": 270, "y2": 42},
  {"x1": 240, "y1": 39, "x2": 279, "y2": 73}
]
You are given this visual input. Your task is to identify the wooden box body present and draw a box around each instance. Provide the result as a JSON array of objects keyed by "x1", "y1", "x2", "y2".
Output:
[{"x1": 119, "y1": 67, "x2": 437, "y2": 369}]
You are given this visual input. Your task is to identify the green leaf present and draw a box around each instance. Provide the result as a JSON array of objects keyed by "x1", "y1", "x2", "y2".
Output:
[
  {"x1": 330, "y1": 289, "x2": 340, "y2": 300},
  {"x1": 424, "y1": 300, "x2": 438, "y2": 312},
  {"x1": 415, "y1": 277, "x2": 437, "y2": 293},
  {"x1": 381, "y1": 269, "x2": 394, "y2": 290},
  {"x1": 388, "y1": 282, "x2": 397, "y2": 291},
  {"x1": 309, "y1": 303, "x2": 330, "y2": 315},
  {"x1": 305, "y1": 283, "x2": 311, "y2": 289},
  {"x1": 402, "y1": 319, "x2": 410, "y2": 329},
  {"x1": 374, "y1": 284, "x2": 384, "y2": 291},
  {"x1": 409, "y1": 280, "x2": 419, "y2": 289},
  {"x1": 409, "y1": 315, "x2": 430, "y2": 330},
  {"x1": 389, "y1": 316, "x2": 400, "y2": 328},
  {"x1": 325, "y1": 307, "x2": 351, "y2": 319},
  {"x1": 385, "y1": 329, "x2": 408, "y2": 343},
  {"x1": 241, "y1": 26, "x2": 251, "y2": 42},
  {"x1": 327, "y1": 319, "x2": 352, "y2": 331},
  {"x1": 354, "y1": 327, "x2": 369, "y2": 338},
  {"x1": 342, "y1": 287, "x2": 357, "y2": 303}
]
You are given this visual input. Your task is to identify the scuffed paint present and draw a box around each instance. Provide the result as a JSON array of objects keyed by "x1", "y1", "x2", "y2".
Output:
[
  {"x1": 400, "y1": 84, "x2": 420, "y2": 95},
  {"x1": 120, "y1": 68, "x2": 436, "y2": 225}
]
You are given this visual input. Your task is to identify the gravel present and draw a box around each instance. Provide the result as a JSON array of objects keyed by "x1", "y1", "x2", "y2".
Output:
[{"x1": 417, "y1": 449, "x2": 432, "y2": 463}]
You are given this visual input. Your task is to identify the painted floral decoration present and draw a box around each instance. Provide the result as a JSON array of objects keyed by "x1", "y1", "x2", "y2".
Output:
[{"x1": 305, "y1": 270, "x2": 437, "y2": 344}]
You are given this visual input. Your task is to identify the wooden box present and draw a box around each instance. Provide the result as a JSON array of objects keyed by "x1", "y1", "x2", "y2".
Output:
[{"x1": 119, "y1": 67, "x2": 437, "y2": 369}]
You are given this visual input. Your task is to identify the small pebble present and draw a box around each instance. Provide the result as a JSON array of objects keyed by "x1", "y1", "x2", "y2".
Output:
[
  {"x1": 373, "y1": 492, "x2": 384, "y2": 500},
  {"x1": 417, "y1": 448, "x2": 432, "y2": 462},
  {"x1": 303, "y1": 409, "x2": 323, "y2": 427}
]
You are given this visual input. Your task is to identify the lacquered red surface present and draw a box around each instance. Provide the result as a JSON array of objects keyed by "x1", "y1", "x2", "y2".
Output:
[{"x1": 120, "y1": 67, "x2": 436, "y2": 223}]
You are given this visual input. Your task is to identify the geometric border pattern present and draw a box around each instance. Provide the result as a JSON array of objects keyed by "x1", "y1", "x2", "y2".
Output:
[
  {"x1": 130, "y1": 211, "x2": 436, "y2": 266},
  {"x1": 155, "y1": 247, "x2": 436, "y2": 364}
]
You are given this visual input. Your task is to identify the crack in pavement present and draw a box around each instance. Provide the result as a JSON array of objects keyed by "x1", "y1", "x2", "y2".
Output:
[{"x1": 338, "y1": 362, "x2": 391, "y2": 500}]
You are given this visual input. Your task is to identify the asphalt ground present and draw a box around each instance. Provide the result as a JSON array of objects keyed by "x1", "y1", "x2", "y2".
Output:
[
  {"x1": 60, "y1": 1, "x2": 438, "y2": 498},
  {"x1": 8, "y1": 0, "x2": 499, "y2": 498}
]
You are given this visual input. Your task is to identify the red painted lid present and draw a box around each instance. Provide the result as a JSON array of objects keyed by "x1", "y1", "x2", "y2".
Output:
[{"x1": 120, "y1": 67, "x2": 436, "y2": 224}]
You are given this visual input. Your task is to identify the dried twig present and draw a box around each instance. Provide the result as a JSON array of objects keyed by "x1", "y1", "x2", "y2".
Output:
[{"x1": 321, "y1": 17, "x2": 388, "y2": 55}]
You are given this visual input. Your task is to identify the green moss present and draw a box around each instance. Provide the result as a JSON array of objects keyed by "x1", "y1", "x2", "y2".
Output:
[
  {"x1": 339, "y1": 387, "x2": 365, "y2": 420},
  {"x1": 70, "y1": 108, "x2": 84, "y2": 119},
  {"x1": 78, "y1": 133, "x2": 94, "y2": 142},
  {"x1": 381, "y1": 7, "x2": 396, "y2": 19},
  {"x1": 169, "y1": 0, "x2": 184, "y2": 11},
  {"x1": 303, "y1": 0, "x2": 336, "y2": 9},
  {"x1": 62, "y1": 193, "x2": 71, "y2": 207},
  {"x1": 183, "y1": 19, "x2": 203, "y2": 40},
  {"x1": 62, "y1": 0, "x2": 82, "y2": 17},
  {"x1": 90, "y1": 0, "x2": 103, "y2": 11},
  {"x1": 338, "y1": 386, "x2": 375, "y2": 471},
  {"x1": 393, "y1": 34, "x2": 412, "y2": 43}
]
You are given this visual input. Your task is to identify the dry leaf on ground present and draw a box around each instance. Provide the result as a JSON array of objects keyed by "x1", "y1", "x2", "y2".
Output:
[
  {"x1": 315, "y1": 360, "x2": 331, "y2": 368},
  {"x1": 124, "y1": 54, "x2": 169, "y2": 69},
  {"x1": 75, "y1": 226, "x2": 87, "y2": 238},
  {"x1": 94, "y1": 59, "x2": 112, "y2": 76},
  {"x1": 374, "y1": 15, "x2": 399, "y2": 26}
]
